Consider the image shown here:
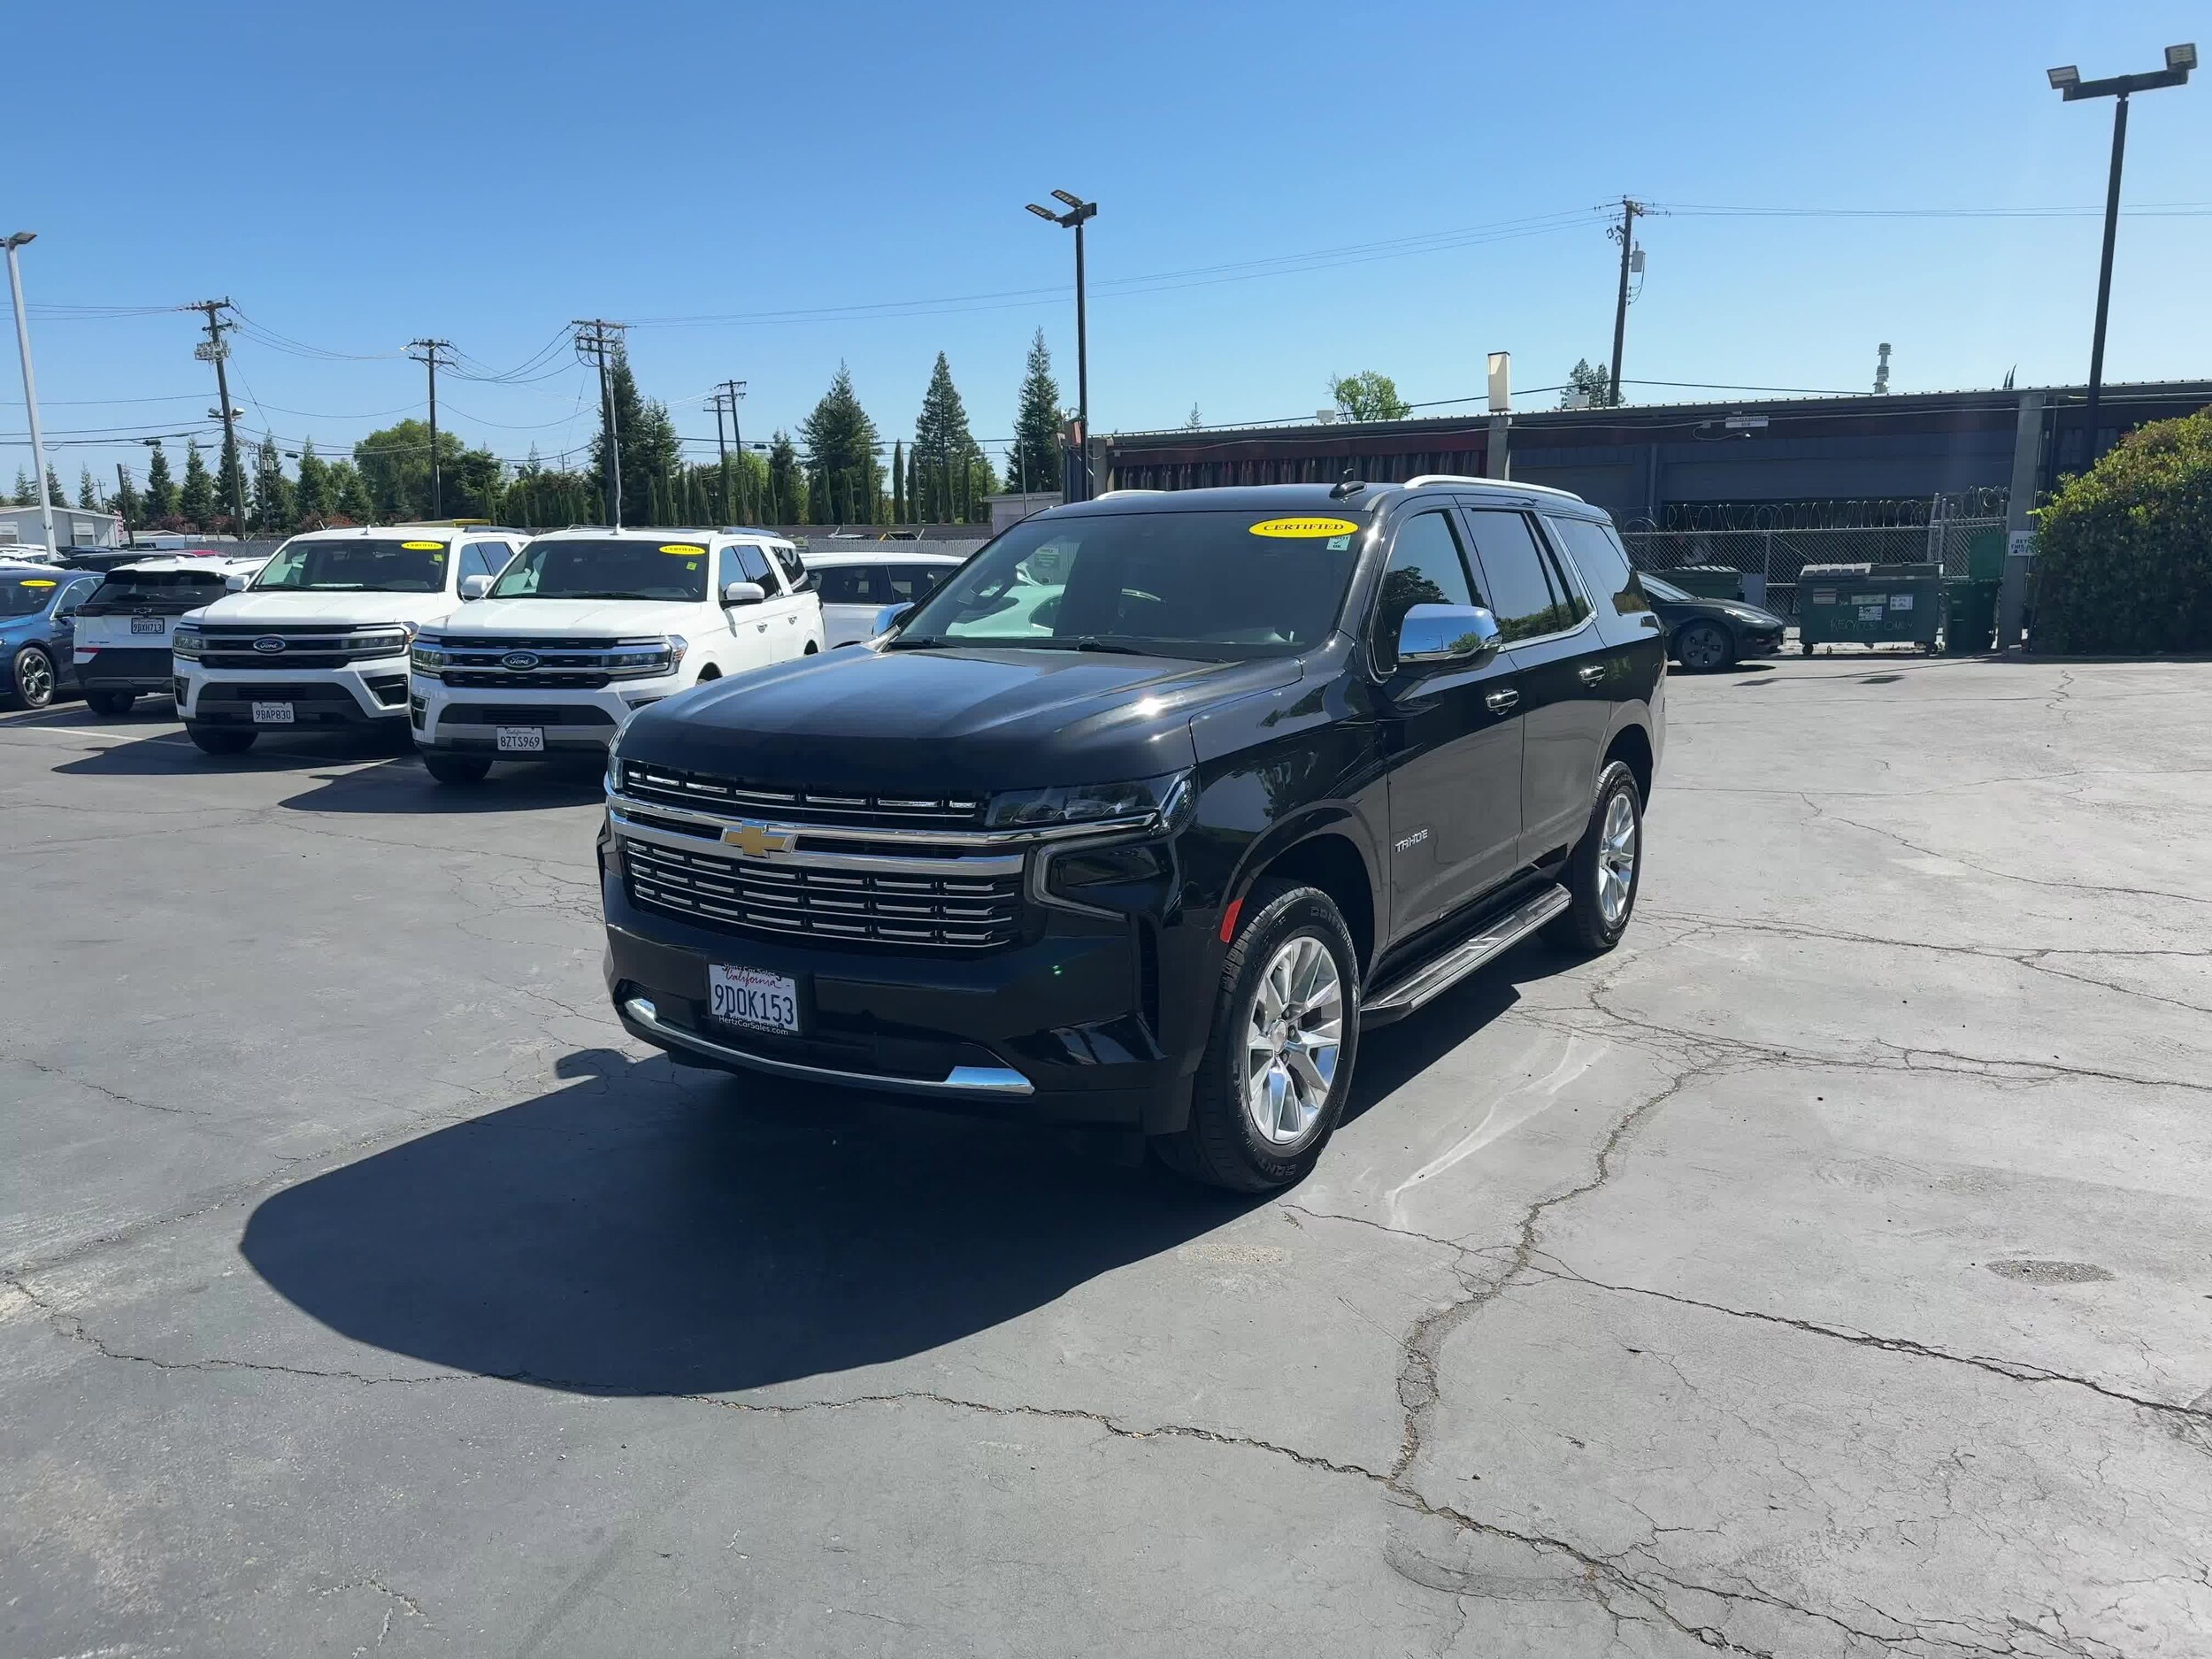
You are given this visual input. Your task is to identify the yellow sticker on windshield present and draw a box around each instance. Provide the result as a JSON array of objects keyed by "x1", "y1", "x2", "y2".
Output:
[
  {"x1": 1248, "y1": 516, "x2": 1360, "y2": 539},
  {"x1": 659, "y1": 543, "x2": 705, "y2": 556},
  {"x1": 22, "y1": 579, "x2": 56, "y2": 588},
  {"x1": 401, "y1": 540, "x2": 443, "y2": 550}
]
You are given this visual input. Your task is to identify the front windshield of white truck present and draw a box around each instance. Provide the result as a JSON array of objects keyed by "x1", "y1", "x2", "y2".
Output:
[
  {"x1": 253, "y1": 538, "x2": 451, "y2": 593},
  {"x1": 488, "y1": 540, "x2": 710, "y2": 603}
]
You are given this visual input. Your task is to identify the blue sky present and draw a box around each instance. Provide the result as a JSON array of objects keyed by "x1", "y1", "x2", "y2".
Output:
[{"x1": 8, "y1": 0, "x2": 2209, "y2": 494}]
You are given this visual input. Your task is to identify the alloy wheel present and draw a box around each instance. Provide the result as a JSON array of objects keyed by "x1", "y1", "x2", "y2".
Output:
[
  {"x1": 1243, "y1": 933, "x2": 1344, "y2": 1146},
  {"x1": 1597, "y1": 789, "x2": 1638, "y2": 928},
  {"x1": 16, "y1": 650, "x2": 54, "y2": 708},
  {"x1": 1679, "y1": 623, "x2": 1727, "y2": 670}
]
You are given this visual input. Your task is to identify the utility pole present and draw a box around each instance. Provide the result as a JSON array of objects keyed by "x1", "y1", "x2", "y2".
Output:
[
  {"x1": 716, "y1": 380, "x2": 747, "y2": 524},
  {"x1": 709, "y1": 388, "x2": 731, "y2": 525},
  {"x1": 2, "y1": 233, "x2": 55, "y2": 555},
  {"x1": 189, "y1": 300, "x2": 248, "y2": 535},
  {"x1": 407, "y1": 338, "x2": 454, "y2": 518},
  {"x1": 572, "y1": 319, "x2": 627, "y2": 526},
  {"x1": 1606, "y1": 198, "x2": 1644, "y2": 407},
  {"x1": 115, "y1": 463, "x2": 135, "y2": 531},
  {"x1": 2047, "y1": 46, "x2": 2195, "y2": 458}
]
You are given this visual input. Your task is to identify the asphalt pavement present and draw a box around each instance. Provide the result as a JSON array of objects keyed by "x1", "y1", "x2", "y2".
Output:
[{"x1": 4, "y1": 654, "x2": 2209, "y2": 1656}]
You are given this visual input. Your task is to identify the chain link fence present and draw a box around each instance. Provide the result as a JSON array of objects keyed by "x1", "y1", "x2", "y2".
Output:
[{"x1": 1618, "y1": 518, "x2": 2008, "y2": 618}]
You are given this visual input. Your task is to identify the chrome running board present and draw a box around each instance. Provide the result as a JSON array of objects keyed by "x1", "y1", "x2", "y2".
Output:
[{"x1": 1361, "y1": 884, "x2": 1571, "y2": 1025}]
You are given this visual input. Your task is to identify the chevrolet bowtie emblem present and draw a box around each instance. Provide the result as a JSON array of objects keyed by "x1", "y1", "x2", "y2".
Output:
[{"x1": 722, "y1": 821, "x2": 795, "y2": 857}]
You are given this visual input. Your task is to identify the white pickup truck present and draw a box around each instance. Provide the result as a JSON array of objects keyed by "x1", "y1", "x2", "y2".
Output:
[
  {"x1": 407, "y1": 526, "x2": 825, "y2": 783},
  {"x1": 172, "y1": 525, "x2": 526, "y2": 754}
]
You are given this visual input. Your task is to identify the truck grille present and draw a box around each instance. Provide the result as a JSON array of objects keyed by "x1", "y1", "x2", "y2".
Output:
[
  {"x1": 197, "y1": 625, "x2": 407, "y2": 671},
  {"x1": 618, "y1": 760, "x2": 984, "y2": 831},
  {"x1": 624, "y1": 839, "x2": 1020, "y2": 949}
]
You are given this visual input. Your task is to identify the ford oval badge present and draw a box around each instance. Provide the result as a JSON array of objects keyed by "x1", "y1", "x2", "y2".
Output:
[
  {"x1": 501, "y1": 651, "x2": 541, "y2": 672},
  {"x1": 251, "y1": 636, "x2": 286, "y2": 654}
]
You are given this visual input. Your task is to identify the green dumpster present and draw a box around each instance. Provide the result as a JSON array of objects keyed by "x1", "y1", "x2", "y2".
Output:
[
  {"x1": 1663, "y1": 565, "x2": 1746, "y2": 602},
  {"x1": 1798, "y1": 563, "x2": 1944, "y2": 655},
  {"x1": 1942, "y1": 578, "x2": 1999, "y2": 656}
]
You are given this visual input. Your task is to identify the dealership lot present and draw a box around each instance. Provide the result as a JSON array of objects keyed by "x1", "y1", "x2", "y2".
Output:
[{"x1": 4, "y1": 657, "x2": 2210, "y2": 1656}]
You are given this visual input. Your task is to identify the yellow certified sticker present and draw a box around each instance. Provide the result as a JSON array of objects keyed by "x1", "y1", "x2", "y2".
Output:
[
  {"x1": 401, "y1": 540, "x2": 443, "y2": 550},
  {"x1": 658, "y1": 543, "x2": 705, "y2": 556},
  {"x1": 22, "y1": 579, "x2": 56, "y2": 588},
  {"x1": 1248, "y1": 516, "x2": 1360, "y2": 539}
]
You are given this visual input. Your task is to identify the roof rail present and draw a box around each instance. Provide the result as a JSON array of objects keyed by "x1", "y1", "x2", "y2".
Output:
[
  {"x1": 1401, "y1": 474, "x2": 1587, "y2": 502},
  {"x1": 1094, "y1": 488, "x2": 1164, "y2": 499}
]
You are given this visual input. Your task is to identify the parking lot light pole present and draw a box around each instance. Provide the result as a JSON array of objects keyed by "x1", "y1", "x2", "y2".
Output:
[
  {"x1": 1025, "y1": 191, "x2": 1096, "y2": 499},
  {"x1": 2047, "y1": 44, "x2": 2195, "y2": 458},
  {"x1": 4, "y1": 232, "x2": 57, "y2": 557}
]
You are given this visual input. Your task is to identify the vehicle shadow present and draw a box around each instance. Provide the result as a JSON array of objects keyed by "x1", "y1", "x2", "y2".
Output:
[
  {"x1": 278, "y1": 753, "x2": 608, "y2": 815},
  {"x1": 240, "y1": 1048, "x2": 1260, "y2": 1396},
  {"x1": 47, "y1": 726, "x2": 404, "y2": 777}
]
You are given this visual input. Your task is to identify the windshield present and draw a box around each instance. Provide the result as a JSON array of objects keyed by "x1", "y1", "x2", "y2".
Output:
[
  {"x1": 1640, "y1": 574, "x2": 1692, "y2": 603},
  {"x1": 488, "y1": 539, "x2": 710, "y2": 603},
  {"x1": 889, "y1": 509, "x2": 1367, "y2": 660},
  {"x1": 0, "y1": 576, "x2": 62, "y2": 617},
  {"x1": 253, "y1": 538, "x2": 451, "y2": 593}
]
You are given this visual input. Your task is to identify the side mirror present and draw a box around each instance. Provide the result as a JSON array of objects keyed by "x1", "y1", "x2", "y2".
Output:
[
  {"x1": 1396, "y1": 603, "x2": 1501, "y2": 670},
  {"x1": 55, "y1": 606, "x2": 78, "y2": 623},
  {"x1": 721, "y1": 580, "x2": 765, "y2": 607},
  {"x1": 871, "y1": 602, "x2": 914, "y2": 638},
  {"x1": 458, "y1": 572, "x2": 494, "y2": 600},
  {"x1": 225, "y1": 572, "x2": 249, "y2": 592}
]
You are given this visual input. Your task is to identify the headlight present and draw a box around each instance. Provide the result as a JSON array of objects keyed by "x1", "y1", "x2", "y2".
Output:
[
  {"x1": 352, "y1": 624, "x2": 414, "y2": 657},
  {"x1": 173, "y1": 626, "x2": 204, "y2": 660},
  {"x1": 987, "y1": 768, "x2": 1195, "y2": 833},
  {"x1": 603, "y1": 634, "x2": 687, "y2": 678},
  {"x1": 411, "y1": 635, "x2": 448, "y2": 672}
]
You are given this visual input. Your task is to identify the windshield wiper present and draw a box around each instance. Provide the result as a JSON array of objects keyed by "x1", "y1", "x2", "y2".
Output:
[
  {"x1": 1023, "y1": 638, "x2": 1150, "y2": 656},
  {"x1": 545, "y1": 590, "x2": 661, "y2": 601}
]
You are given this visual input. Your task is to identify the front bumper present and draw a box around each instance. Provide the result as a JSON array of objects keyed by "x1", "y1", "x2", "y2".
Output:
[
  {"x1": 411, "y1": 676, "x2": 676, "y2": 753},
  {"x1": 602, "y1": 842, "x2": 1195, "y2": 1132},
  {"x1": 176, "y1": 658, "x2": 411, "y2": 726},
  {"x1": 1740, "y1": 627, "x2": 1785, "y2": 658}
]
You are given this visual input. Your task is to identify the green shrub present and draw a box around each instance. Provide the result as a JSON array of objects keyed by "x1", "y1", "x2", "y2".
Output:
[{"x1": 2032, "y1": 407, "x2": 2212, "y2": 653}]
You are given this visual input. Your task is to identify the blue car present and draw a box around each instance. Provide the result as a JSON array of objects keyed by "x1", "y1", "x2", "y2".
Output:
[{"x1": 1, "y1": 563, "x2": 102, "y2": 710}]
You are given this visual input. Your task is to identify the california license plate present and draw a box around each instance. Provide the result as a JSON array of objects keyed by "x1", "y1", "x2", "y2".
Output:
[
  {"x1": 495, "y1": 726, "x2": 545, "y2": 753},
  {"x1": 707, "y1": 965, "x2": 801, "y2": 1034},
  {"x1": 250, "y1": 701, "x2": 295, "y2": 725},
  {"x1": 131, "y1": 617, "x2": 165, "y2": 634}
]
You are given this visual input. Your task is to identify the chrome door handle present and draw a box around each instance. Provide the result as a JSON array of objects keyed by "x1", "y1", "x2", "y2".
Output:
[
  {"x1": 1485, "y1": 688, "x2": 1519, "y2": 712},
  {"x1": 1578, "y1": 664, "x2": 1608, "y2": 685}
]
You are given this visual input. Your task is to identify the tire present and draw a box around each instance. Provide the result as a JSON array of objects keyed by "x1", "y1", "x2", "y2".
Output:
[
  {"x1": 85, "y1": 689, "x2": 136, "y2": 718},
  {"x1": 1547, "y1": 760, "x2": 1643, "y2": 954},
  {"x1": 420, "y1": 750, "x2": 492, "y2": 785},
  {"x1": 9, "y1": 646, "x2": 57, "y2": 710},
  {"x1": 1152, "y1": 879, "x2": 1361, "y2": 1192},
  {"x1": 1800, "y1": 641, "x2": 1814, "y2": 657},
  {"x1": 1675, "y1": 620, "x2": 1735, "y2": 672},
  {"x1": 185, "y1": 722, "x2": 256, "y2": 755}
]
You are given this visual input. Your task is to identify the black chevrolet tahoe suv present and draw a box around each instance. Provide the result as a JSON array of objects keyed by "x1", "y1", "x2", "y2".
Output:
[{"x1": 599, "y1": 480, "x2": 1665, "y2": 1190}]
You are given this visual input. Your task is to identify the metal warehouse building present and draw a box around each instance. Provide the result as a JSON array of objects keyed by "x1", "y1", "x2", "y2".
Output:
[{"x1": 1102, "y1": 379, "x2": 2212, "y2": 534}]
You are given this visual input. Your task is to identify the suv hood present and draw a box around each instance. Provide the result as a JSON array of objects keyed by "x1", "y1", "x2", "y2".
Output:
[
  {"x1": 430, "y1": 597, "x2": 698, "y2": 637},
  {"x1": 193, "y1": 591, "x2": 458, "y2": 628},
  {"x1": 619, "y1": 645, "x2": 1302, "y2": 793}
]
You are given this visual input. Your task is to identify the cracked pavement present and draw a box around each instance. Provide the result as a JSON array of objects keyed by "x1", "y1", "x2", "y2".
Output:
[{"x1": 4, "y1": 656, "x2": 2209, "y2": 1656}]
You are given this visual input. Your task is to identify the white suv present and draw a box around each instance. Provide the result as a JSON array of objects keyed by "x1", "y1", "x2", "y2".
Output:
[
  {"x1": 407, "y1": 526, "x2": 825, "y2": 783},
  {"x1": 173, "y1": 525, "x2": 525, "y2": 755}
]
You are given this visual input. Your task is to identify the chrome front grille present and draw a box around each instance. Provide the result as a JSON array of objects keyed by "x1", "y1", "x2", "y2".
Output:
[
  {"x1": 618, "y1": 760, "x2": 983, "y2": 831},
  {"x1": 624, "y1": 838, "x2": 1020, "y2": 949},
  {"x1": 197, "y1": 626, "x2": 407, "y2": 670}
]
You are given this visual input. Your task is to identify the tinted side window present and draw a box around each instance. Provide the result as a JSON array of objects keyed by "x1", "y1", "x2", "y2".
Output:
[
  {"x1": 770, "y1": 543, "x2": 811, "y2": 591},
  {"x1": 1548, "y1": 516, "x2": 1650, "y2": 616},
  {"x1": 814, "y1": 565, "x2": 879, "y2": 605},
  {"x1": 1373, "y1": 511, "x2": 1475, "y2": 672},
  {"x1": 1536, "y1": 531, "x2": 1592, "y2": 629},
  {"x1": 883, "y1": 564, "x2": 948, "y2": 603},
  {"x1": 733, "y1": 543, "x2": 776, "y2": 586},
  {"x1": 1463, "y1": 511, "x2": 1563, "y2": 642}
]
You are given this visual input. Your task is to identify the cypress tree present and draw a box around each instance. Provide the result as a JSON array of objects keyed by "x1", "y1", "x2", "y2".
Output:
[
  {"x1": 143, "y1": 442, "x2": 176, "y2": 521},
  {"x1": 799, "y1": 365, "x2": 879, "y2": 526},
  {"x1": 1010, "y1": 328, "x2": 1065, "y2": 495},
  {"x1": 295, "y1": 440, "x2": 331, "y2": 525},
  {"x1": 77, "y1": 467, "x2": 100, "y2": 510},
  {"x1": 179, "y1": 440, "x2": 215, "y2": 528}
]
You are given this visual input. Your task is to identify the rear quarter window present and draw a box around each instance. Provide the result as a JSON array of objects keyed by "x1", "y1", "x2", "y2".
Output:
[
  {"x1": 1548, "y1": 516, "x2": 1650, "y2": 616},
  {"x1": 813, "y1": 565, "x2": 879, "y2": 605}
]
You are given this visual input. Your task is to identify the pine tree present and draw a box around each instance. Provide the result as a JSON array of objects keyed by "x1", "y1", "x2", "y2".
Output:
[
  {"x1": 77, "y1": 467, "x2": 100, "y2": 510},
  {"x1": 800, "y1": 365, "x2": 879, "y2": 526},
  {"x1": 179, "y1": 440, "x2": 215, "y2": 527},
  {"x1": 328, "y1": 459, "x2": 373, "y2": 523},
  {"x1": 1184, "y1": 403, "x2": 1204, "y2": 430},
  {"x1": 143, "y1": 442, "x2": 176, "y2": 522},
  {"x1": 215, "y1": 434, "x2": 248, "y2": 532},
  {"x1": 45, "y1": 464, "x2": 65, "y2": 508},
  {"x1": 9, "y1": 468, "x2": 28, "y2": 506},
  {"x1": 768, "y1": 430, "x2": 803, "y2": 525},
  {"x1": 588, "y1": 348, "x2": 680, "y2": 526},
  {"x1": 252, "y1": 436, "x2": 294, "y2": 531},
  {"x1": 294, "y1": 439, "x2": 330, "y2": 525},
  {"x1": 891, "y1": 440, "x2": 907, "y2": 523},
  {"x1": 1010, "y1": 329, "x2": 1065, "y2": 496},
  {"x1": 913, "y1": 351, "x2": 990, "y2": 522},
  {"x1": 1561, "y1": 357, "x2": 1617, "y2": 409}
]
